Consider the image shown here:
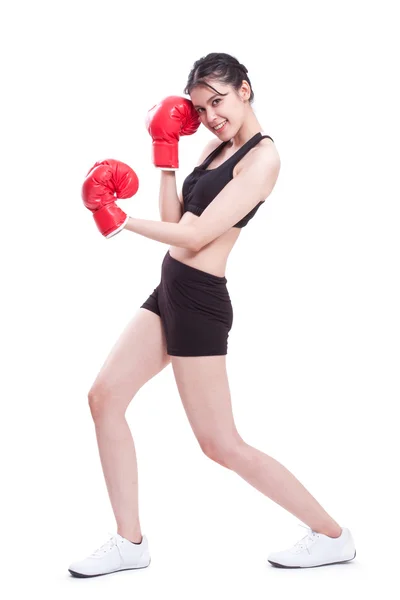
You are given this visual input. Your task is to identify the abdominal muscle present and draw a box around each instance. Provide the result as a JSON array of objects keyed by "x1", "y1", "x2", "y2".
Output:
[{"x1": 168, "y1": 212, "x2": 241, "y2": 278}]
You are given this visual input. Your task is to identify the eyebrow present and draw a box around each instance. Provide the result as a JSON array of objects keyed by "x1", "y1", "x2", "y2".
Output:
[{"x1": 193, "y1": 93, "x2": 221, "y2": 109}]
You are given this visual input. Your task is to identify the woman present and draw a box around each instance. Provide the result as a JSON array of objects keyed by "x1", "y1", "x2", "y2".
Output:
[{"x1": 69, "y1": 52, "x2": 356, "y2": 577}]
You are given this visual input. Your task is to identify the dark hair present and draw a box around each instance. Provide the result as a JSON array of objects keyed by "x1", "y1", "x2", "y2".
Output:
[{"x1": 184, "y1": 52, "x2": 254, "y2": 104}]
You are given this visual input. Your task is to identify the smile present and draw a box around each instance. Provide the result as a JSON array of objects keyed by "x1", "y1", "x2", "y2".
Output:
[{"x1": 213, "y1": 120, "x2": 227, "y2": 131}]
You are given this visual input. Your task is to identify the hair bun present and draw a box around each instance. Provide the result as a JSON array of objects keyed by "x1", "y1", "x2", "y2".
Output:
[{"x1": 184, "y1": 53, "x2": 254, "y2": 104}]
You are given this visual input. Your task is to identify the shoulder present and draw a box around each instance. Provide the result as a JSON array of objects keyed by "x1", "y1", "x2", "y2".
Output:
[
  {"x1": 195, "y1": 138, "x2": 222, "y2": 166},
  {"x1": 234, "y1": 136, "x2": 280, "y2": 177}
]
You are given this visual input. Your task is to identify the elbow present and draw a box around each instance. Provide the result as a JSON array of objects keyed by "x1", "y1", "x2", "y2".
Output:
[
  {"x1": 186, "y1": 226, "x2": 204, "y2": 252},
  {"x1": 186, "y1": 224, "x2": 215, "y2": 252},
  {"x1": 189, "y1": 238, "x2": 203, "y2": 253},
  {"x1": 192, "y1": 235, "x2": 208, "y2": 253}
]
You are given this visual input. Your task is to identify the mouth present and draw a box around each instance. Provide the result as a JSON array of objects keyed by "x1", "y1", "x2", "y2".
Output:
[{"x1": 212, "y1": 119, "x2": 228, "y2": 133}]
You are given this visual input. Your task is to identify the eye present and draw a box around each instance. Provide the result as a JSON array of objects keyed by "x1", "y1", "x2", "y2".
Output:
[{"x1": 196, "y1": 98, "x2": 221, "y2": 114}]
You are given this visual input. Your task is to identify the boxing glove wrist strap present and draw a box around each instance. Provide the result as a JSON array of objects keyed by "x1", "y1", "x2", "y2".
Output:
[
  {"x1": 152, "y1": 141, "x2": 179, "y2": 169},
  {"x1": 93, "y1": 203, "x2": 128, "y2": 238}
]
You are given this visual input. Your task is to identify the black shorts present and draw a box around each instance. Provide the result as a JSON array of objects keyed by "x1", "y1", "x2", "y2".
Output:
[{"x1": 140, "y1": 251, "x2": 233, "y2": 357}]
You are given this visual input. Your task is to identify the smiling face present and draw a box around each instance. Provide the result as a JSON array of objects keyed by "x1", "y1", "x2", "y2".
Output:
[{"x1": 190, "y1": 79, "x2": 251, "y2": 140}]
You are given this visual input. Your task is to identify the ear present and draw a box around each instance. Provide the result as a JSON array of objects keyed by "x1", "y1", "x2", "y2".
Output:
[{"x1": 239, "y1": 80, "x2": 251, "y2": 102}]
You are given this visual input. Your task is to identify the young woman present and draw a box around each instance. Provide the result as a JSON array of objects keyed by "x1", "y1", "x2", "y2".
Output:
[{"x1": 69, "y1": 53, "x2": 356, "y2": 577}]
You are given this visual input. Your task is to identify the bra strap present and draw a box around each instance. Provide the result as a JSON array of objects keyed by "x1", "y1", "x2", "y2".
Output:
[
  {"x1": 228, "y1": 132, "x2": 274, "y2": 165},
  {"x1": 199, "y1": 132, "x2": 274, "y2": 168},
  {"x1": 201, "y1": 141, "x2": 229, "y2": 168}
]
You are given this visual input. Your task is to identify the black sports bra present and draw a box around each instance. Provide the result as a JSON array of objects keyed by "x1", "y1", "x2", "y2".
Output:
[{"x1": 182, "y1": 132, "x2": 274, "y2": 228}]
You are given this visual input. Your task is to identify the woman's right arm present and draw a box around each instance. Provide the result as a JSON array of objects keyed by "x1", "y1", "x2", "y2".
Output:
[
  {"x1": 159, "y1": 138, "x2": 221, "y2": 223},
  {"x1": 158, "y1": 171, "x2": 182, "y2": 223}
]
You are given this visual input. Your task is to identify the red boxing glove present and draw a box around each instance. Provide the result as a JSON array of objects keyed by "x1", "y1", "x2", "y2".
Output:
[
  {"x1": 81, "y1": 159, "x2": 139, "y2": 238},
  {"x1": 145, "y1": 96, "x2": 200, "y2": 169}
]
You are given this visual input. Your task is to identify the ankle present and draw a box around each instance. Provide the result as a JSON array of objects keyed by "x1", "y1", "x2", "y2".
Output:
[
  {"x1": 316, "y1": 526, "x2": 343, "y2": 538},
  {"x1": 118, "y1": 530, "x2": 143, "y2": 544}
]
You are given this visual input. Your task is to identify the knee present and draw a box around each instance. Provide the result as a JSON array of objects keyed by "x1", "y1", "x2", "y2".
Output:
[
  {"x1": 200, "y1": 435, "x2": 244, "y2": 468},
  {"x1": 88, "y1": 385, "x2": 112, "y2": 419}
]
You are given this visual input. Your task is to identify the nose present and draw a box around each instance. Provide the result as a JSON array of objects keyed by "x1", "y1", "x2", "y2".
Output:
[{"x1": 204, "y1": 107, "x2": 218, "y2": 125}]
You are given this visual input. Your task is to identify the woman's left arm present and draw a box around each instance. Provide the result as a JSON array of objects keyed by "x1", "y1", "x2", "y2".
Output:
[
  {"x1": 191, "y1": 150, "x2": 280, "y2": 251},
  {"x1": 124, "y1": 217, "x2": 196, "y2": 250}
]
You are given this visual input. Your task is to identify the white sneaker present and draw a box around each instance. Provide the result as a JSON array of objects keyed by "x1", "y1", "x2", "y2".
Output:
[
  {"x1": 68, "y1": 532, "x2": 151, "y2": 578},
  {"x1": 267, "y1": 525, "x2": 356, "y2": 568}
]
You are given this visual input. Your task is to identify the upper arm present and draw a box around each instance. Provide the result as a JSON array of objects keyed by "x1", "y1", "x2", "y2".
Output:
[{"x1": 193, "y1": 148, "x2": 281, "y2": 250}]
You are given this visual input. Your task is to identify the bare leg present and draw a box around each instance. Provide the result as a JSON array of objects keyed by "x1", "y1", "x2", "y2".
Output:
[
  {"x1": 225, "y1": 442, "x2": 342, "y2": 537},
  {"x1": 170, "y1": 355, "x2": 342, "y2": 539},
  {"x1": 89, "y1": 308, "x2": 170, "y2": 542},
  {"x1": 91, "y1": 413, "x2": 144, "y2": 542}
]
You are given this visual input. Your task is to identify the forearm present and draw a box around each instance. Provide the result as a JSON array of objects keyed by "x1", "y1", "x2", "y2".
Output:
[
  {"x1": 124, "y1": 216, "x2": 196, "y2": 250},
  {"x1": 159, "y1": 171, "x2": 182, "y2": 223}
]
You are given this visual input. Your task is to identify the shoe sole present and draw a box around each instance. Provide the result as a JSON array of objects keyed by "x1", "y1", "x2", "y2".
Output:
[
  {"x1": 268, "y1": 550, "x2": 356, "y2": 569},
  {"x1": 68, "y1": 558, "x2": 151, "y2": 578}
]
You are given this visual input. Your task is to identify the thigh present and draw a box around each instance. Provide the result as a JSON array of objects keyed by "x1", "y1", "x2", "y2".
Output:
[
  {"x1": 89, "y1": 307, "x2": 170, "y2": 416},
  {"x1": 170, "y1": 355, "x2": 242, "y2": 457}
]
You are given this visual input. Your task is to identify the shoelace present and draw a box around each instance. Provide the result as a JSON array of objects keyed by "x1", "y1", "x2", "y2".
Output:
[
  {"x1": 90, "y1": 533, "x2": 121, "y2": 557},
  {"x1": 293, "y1": 524, "x2": 319, "y2": 554}
]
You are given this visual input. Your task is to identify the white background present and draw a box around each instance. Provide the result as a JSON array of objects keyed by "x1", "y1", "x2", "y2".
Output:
[{"x1": 1, "y1": 0, "x2": 399, "y2": 597}]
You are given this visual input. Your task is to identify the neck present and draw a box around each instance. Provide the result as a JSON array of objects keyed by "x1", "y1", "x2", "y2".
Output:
[{"x1": 229, "y1": 111, "x2": 263, "y2": 150}]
